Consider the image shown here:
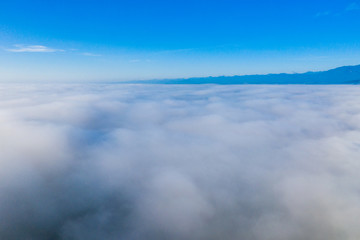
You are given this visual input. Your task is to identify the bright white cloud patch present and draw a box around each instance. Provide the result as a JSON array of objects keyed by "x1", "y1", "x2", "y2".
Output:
[
  {"x1": 1, "y1": 84, "x2": 360, "y2": 239},
  {"x1": 5, "y1": 44, "x2": 63, "y2": 53}
]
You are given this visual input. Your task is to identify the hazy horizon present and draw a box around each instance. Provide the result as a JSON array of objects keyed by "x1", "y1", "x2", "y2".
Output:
[{"x1": 1, "y1": 63, "x2": 360, "y2": 84}]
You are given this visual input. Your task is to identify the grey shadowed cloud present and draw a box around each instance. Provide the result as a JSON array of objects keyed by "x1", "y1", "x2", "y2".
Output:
[{"x1": 1, "y1": 84, "x2": 360, "y2": 239}]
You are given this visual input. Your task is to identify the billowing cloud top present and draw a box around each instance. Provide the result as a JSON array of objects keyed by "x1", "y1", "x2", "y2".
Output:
[{"x1": 1, "y1": 84, "x2": 360, "y2": 240}]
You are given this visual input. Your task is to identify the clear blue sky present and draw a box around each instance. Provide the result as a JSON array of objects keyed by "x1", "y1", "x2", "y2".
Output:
[{"x1": 0, "y1": 0, "x2": 360, "y2": 82}]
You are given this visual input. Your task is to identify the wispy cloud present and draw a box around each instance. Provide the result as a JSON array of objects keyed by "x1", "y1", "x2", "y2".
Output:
[
  {"x1": 315, "y1": 2, "x2": 360, "y2": 17},
  {"x1": 129, "y1": 59, "x2": 141, "y2": 63},
  {"x1": 82, "y1": 52, "x2": 102, "y2": 57},
  {"x1": 314, "y1": 11, "x2": 331, "y2": 18},
  {"x1": 345, "y1": 2, "x2": 360, "y2": 11},
  {"x1": 129, "y1": 59, "x2": 152, "y2": 63},
  {"x1": 5, "y1": 45, "x2": 103, "y2": 57},
  {"x1": 153, "y1": 48, "x2": 195, "y2": 55},
  {"x1": 6, "y1": 44, "x2": 64, "y2": 53}
]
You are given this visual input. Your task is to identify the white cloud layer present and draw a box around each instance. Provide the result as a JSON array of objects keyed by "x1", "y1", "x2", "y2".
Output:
[
  {"x1": 1, "y1": 84, "x2": 360, "y2": 239},
  {"x1": 5, "y1": 44, "x2": 63, "y2": 53}
]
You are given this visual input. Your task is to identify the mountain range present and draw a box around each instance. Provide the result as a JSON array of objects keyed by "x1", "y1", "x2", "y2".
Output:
[{"x1": 132, "y1": 64, "x2": 360, "y2": 84}]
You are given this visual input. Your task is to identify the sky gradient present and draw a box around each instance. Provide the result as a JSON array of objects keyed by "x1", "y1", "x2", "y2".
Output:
[{"x1": 1, "y1": 0, "x2": 360, "y2": 82}]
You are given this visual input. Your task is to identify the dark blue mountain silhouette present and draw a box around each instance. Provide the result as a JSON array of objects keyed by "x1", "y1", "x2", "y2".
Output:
[{"x1": 134, "y1": 64, "x2": 360, "y2": 84}]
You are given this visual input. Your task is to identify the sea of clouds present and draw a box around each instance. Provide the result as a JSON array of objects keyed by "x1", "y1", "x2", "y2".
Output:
[{"x1": 1, "y1": 83, "x2": 360, "y2": 240}]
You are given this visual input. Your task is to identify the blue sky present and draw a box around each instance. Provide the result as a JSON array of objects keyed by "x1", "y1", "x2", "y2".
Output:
[{"x1": 0, "y1": 0, "x2": 360, "y2": 81}]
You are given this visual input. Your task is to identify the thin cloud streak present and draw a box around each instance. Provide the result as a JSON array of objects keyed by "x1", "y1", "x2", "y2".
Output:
[
  {"x1": 346, "y1": 2, "x2": 360, "y2": 11},
  {"x1": 314, "y1": 11, "x2": 331, "y2": 18},
  {"x1": 5, "y1": 44, "x2": 64, "y2": 53},
  {"x1": 315, "y1": 2, "x2": 360, "y2": 17},
  {"x1": 82, "y1": 52, "x2": 102, "y2": 57}
]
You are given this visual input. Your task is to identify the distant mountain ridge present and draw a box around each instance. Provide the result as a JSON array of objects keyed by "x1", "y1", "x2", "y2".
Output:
[{"x1": 133, "y1": 64, "x2": 360, "y2": 84}]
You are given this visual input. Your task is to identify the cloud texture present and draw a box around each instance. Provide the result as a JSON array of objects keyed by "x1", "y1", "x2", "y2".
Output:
[
  {"x1": 1, "y1": 84, "x2": 360, "y2": 240},
  {"x1": 5, "y1": 45, "x2": 63, "y2": 53}
]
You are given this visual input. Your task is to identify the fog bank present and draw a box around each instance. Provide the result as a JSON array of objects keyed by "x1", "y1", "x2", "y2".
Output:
[{"x1": 1, "y1": 84, "x2": 360, "y2": 240}]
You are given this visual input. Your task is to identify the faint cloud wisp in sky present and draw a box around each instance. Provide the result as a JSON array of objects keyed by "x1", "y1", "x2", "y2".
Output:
[
  {"x1": 81, "y1": 52, "x2": 102, "y2": 57},
  {"x1": 5, "y1": 44, "x2": 64, "y2": 53},
  {"x1": 314, "y1": 11, "x2": 331, "y2": 18},
  {"x1": 315, "y1": 1, "x2": 360, "y2": 17},
  {"x1": 346, "y1": 2, "x2": 360, "y2": 11}
]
